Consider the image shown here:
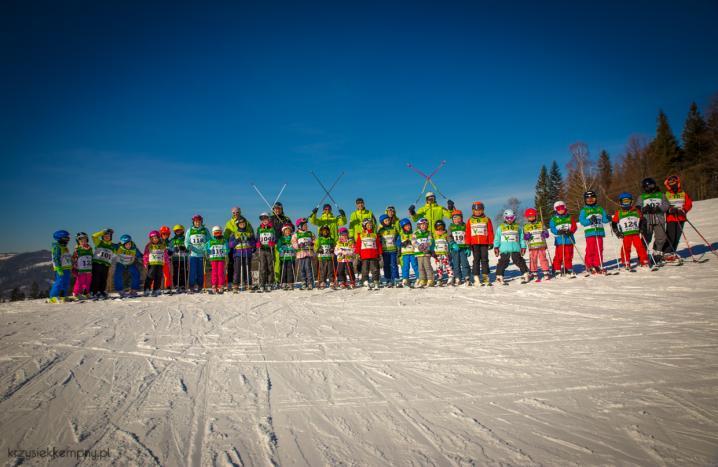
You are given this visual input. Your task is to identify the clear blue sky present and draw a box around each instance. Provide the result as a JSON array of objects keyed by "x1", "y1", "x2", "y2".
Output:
[{"x1": 2, "y1": 1, "x2": 717, "y2": 252}]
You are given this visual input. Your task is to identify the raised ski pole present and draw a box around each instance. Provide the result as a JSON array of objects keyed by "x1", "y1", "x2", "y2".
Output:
[
  {"x1": 311, "y1": 171, "x2": 345, "y2": 210},
  {"x1": 685, "y1": 218, "x2": 718, "y2": 259},
  {"x1": 252, "y1": 183, "x2": 287, "y2": 212},
  {"x1": 312, "y1": 172, "x2": 345, "y2": 210},
  {"x1": 407, "y1": 160, "x2": 448, "y2": 201}
]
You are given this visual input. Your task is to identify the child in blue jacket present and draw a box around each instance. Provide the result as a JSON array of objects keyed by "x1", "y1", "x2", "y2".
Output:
[{"x1": 493, "y1": 210, "x2": 530, "y2": 284}]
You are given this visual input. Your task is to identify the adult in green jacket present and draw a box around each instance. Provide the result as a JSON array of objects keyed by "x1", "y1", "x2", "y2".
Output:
[
  {"x1": 224, "y1": 206, "x2": 255, "y2": 239},
  {"x1": 309, "y1": 204, "x2": 347, "y2": 241},
  {"x1": 349, "y1": 198, "x2": 377, "y2": 240},
  {"x1": 409, "y1": 192, "x2": 454, "y2": 235}
]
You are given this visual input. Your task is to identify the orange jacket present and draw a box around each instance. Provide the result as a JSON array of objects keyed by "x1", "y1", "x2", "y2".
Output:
[
  {"x1": 664, "y1": 176, "x2": 693, "y2": 222},
  {"x1": 466, "y1": 216, "x2": 495, "y2": 245}
]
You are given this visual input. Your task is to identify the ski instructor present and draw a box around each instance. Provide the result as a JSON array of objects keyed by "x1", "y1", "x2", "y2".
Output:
[{"x1": 408, "y1": 192, "x2": 454, "y2": 235}]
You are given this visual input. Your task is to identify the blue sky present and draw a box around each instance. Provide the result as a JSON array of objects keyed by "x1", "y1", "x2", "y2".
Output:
[{"x1": 2, "y1": 1, "x2": 717, "y2": 252}]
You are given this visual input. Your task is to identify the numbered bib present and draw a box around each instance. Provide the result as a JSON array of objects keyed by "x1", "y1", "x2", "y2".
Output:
[
  {"x1": 644, "y1": 197, "x2": 662, "y2": 207},
  {"x1": 451, "y1": 230, "x2": 465, "y2": 244},
  {"x1": 210, "y1": 245, "x2": 226, "y2": 257},
  {"x1": 668, "y1": 198, "x2": 685, "y2": 209},
  {"x1": 190, "y1": 234, "x2": 206, "y2": 245},
  {"x1": 619, "y1": 217, "x2": 639, "y2": 232},
  {"x1": 77, "y1": 255, "x2": 93, "y2": 270},
  {"x1": 382, "y1": 235, "x2": 395, "y2": 248},
  {"x1": 470, "y1": 223, "x2": 487, "y2": 236},
  {"x1": 530, "y1": 230, "x2": 544, "y2": 243},
  {"x1": 94, "y1": 247, "x2": 113, "y2": 262},
  {"x1": 259, "y1": 232, "x2": 274, "y2": 245},
  {"x1": 361, "y1": 237, "x2": 377, "y2": 249},
  {"x1": 118, "y1": 254, "x2": 135, "y2": 266}
]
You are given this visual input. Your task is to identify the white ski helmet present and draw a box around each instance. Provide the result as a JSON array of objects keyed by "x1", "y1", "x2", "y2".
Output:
[
  {"x1": 553, "y1": 200, "x2": 567, "y2": 211},
  {"x1": 503, "y1": 209, "x2": 515, "y2": 221},
  {"x1": 425, "y1": 191, "x2": 435, "y2": 198},
  {"x1": 212, "y1": 225, "x2": 223, "y2": 234}
]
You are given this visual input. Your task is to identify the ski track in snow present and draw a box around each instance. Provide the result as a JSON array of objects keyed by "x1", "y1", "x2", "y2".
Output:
[{"x1": 1, "y1": 200, "x2": 718, "y2": 465}]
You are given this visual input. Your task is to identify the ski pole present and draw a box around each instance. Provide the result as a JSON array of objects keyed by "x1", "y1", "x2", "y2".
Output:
[
  {"x1": 685, "y1": 218, "x2": 718, "y2": 258},
  {"x1": 656, "y1": 221, "x2": 681, "y2": 261},
  {"x1": 566, "y1": 234, "x2": 587, "y2": 271},
  {"x1": 538, "y1": 207, "x2": 554, "y2": 266},
  {"x1": 680, "y1": 224, "x2": 702, "y2": 262},
  {"x1": 639, "y1": 232, "x2": 657, "y2": 266},
  {"x1": 311, "y1": 171, "x2": 344, "y2": 210}
]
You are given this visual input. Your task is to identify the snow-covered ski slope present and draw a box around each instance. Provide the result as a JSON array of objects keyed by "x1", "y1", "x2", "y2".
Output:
[{"x1": 1, "y1": 200, "x2": 717, "y2": 466}]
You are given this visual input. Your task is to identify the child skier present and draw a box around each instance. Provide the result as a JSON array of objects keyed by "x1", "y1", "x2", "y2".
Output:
[
  {"x1": 144, "y1": 230, "x2": 168, "y2": 296},
  {"x1": 522, "y1": 208, "x2": 551, "y2": 281},
  {"x1": 256, "y1": 212, "x2": 276, "y2": 292},
  {"x1": 466, "y1": 201, "x2": 494, "y2": 285},
  {"x1": 412, "y1": 218, "x2": 434, "y2": 287},
  {"x1": 611, "y1": 192, "x2": 649, "y2": 270},
  {"x1": 334, "y1": 227, "x2": 356, "y2": 288},
  {"x1": 185, "y1": 214, "x2": 210, "y2": 293},
  {"x1": 71, "y1": 232, "x2": 93, "y2": 299},
  {"x1": 229, "y1": 217, "x2": 256, "y2": 292},
  {"x1": 549, "y1": 201, "x2": 578, "y2": 277},
  {"x1": 278, "y1": 224, "x2": 297, "y2": 290},
  {"x1": 90, "y1": 228, "x2": 115, "y2": 299},
  {"x1": 663, "y1": 174, "x2": 693, "y2": 261},
  {"x1": 448, "y1": 210, "x2": 471, "y2": 286},
  {"x1": 292, "y1": 217, "x2": 315, "y2": 290},
  {"x1": 114, "y1": 235, "x2": 143, "y2": 298},
  {"x1": 578, "y1": 191, "x2": 610, "y2": 274},
  {"x1": 637, "y1": 177, "x2": 669, "y2": 265},
  {"x1": 494, "y1": 209, "x2": 530, "y2": 284},
  {"x1": 432, "y1": 220, "x2": 452, "y2": 286},
  {"x1": 355, "y1": 218, "x2": 382, "y2": 289},
  {"x1": 378, "y1": 214, "x2": 400, "y2": 287},
  {"x1": 206, "y1": 226, "x2": 229, "y2": 293},
  {"x1": 399, "y1": 218, "x2": 419, "y2": 287},
  {"x1": 48, "y1": 230, "x2": 72, "y2": 303},
  {"x1": 159, "y1": 225, "x2": 173, "y2": 291},
  {"x1": 315, "y1": 225, "x2": 335, "y2": 289},
  {"x1": 168, "y1": 225, "x2": 188, "y2": 293}
]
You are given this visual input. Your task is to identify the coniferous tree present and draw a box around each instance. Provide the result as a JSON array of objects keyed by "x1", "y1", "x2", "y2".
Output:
[
  {"x1": 704, "y1": 94, "x2": 718, "y2": 199},
  {"x1": 681, "y1": 102, "x2": 711, "y2": 199},
  {"x1": 647, "y1": 110, "x2": 682, "y2": 178},
  {"x1": 548, "y1": 160, "x2": 565, "y2": 209},
  {"x1": 597, "y1": 150, "x2": 613, "y2": 205},
  {"x1": 534, "y1": 165, "x2": 551, "y2": 220}
]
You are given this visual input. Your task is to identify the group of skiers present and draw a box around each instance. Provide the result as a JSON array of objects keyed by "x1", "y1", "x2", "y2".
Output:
[{"x1": 47, "y1": 174, "x2": 698, "y2": 302}]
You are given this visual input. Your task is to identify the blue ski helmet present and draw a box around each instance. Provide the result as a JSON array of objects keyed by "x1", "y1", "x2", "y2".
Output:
[
  {"x1": 399, "y1": 218, "x2": 412, "y2": 229},
  {"x1": 379, "y1": 214, "x2": 390, "y2": 226},
  {"x1": 53, "y1": 230, "x2": 70, "y2": 241},
  {"x1": 120, "y1": 234, "x2": 132, "y2": 244},
  {"x1": 618, "y1": 192, "x2": 633, "y2": 208}
]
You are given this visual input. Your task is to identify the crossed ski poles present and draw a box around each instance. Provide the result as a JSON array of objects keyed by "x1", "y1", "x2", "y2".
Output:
[
  {"x1": 407, "y1": 160, "x2": 447, "y2": 204},
  {"x1": 311, "y1": 171, "x2": 344, "y2": 211},
  {"x1": 252, "y1": 182, "x2": 287, "y2": 213}
]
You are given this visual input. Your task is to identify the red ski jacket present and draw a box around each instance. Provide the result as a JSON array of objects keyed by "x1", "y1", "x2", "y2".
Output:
[{"x1": 355, "y1": 231, "x2": 382, "y2": 259}]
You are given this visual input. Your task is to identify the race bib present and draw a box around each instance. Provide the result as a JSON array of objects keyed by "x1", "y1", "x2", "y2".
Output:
[
  {"x1": 297, "y1": 236, "x2": 312, "y2": 249},
  {"x1": 382, "y1": 235, "x2": 395, "y2": 248},
  {"x1": 435, "y1": 238, "x2": 448, "y2": 252},
  {"x1": 77, "y1": 255, "x2": 93, "y2": 270},
  {"x1": 94, "y1": 247, "x2": 113, "y2": 262},
  {"x1": 644, "y1": 197, "x2": 662, "y2": 207},
  {"x1": 530, "y1": 230, "x2": 544, "y2": 243},
  {"x1": 502, "y1": 231, "x2": 518, "y2": 243},
  {"x1": 619, "y1": 217, "x2": 639, "y2": 232},
  {"x1": 668, "y1": 198, "x2": 685, "y2": 209},
  {"x1": 190, "y1": 234, "x2": 206, "y2": 245},
  {"x1": 149, "y1": 249, "x2": 165, "y2": 263},
  {"x1": 118, "y1": 254, "x2": 135, "y2": 265},
  {"x1": 451, "y1": 230, "x2": 465, "y2": 244},
  {"x1": 361, "y1": 237, "x2": 377, "y2": 249},
  {"x1": 402, "y1": 243, "x2": 415, "y2": 253},
  {"x1": 337, "y1": 247, "x2": 353, "y2": 257},
  {"x1": 259, "y1": 232, "x2": 274, "y2": 245},
  {"x1": 470, "y1": 223, "x2": 487, "y2": 236},
  {"x1": 210, "y1": 245, "x2": 226, "y2": 257},
  {"x1": 319, "y1": 245, "x2": 332, "y2": 256},
  {"x1": 60, "y1": 253, "x2": 72, "y2": 268}
]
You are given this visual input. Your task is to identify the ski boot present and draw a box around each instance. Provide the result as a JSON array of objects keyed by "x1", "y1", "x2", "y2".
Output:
[
  {"x1": 401, "y1": 278, "x2": 409, "y2": 288},
  {"x1": 495, "y1": 275, "x2": 505, "y2": 285},
  {"x1": 520, "y1": 272, "x2": 530, "y2": 284}
]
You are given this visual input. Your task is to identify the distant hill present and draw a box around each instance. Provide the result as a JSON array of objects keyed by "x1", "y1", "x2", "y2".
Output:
[{"x1": 0, "y1": 251, "x2": 54, "y2": 298}]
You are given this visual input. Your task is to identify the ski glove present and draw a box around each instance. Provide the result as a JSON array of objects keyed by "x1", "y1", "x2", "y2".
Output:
[
  {"x1": 463, "y1": 248, "x2": 471, "y2": 258},
  {"x1": 450, "y1": 242, "x2": 459, "y2": 252},
  {"x1": 408, "y1": 205, "x2": 416, "y2": 216},
  {"x1": 401, "y1": 240, "x2": 411, "y2": 247},
  {"x1": 312, "y1": 207, "x2": 318, "y2": 214},
  {"x1": 520, "y1": 248, "x2": 526, "y2": 255},
  {"x1": 541, "y1": 230, "x2": 550, "y2": 239},
  {"x1": 338, "y1": 209, "x2": 346, "y2": 217},
  {"x1": 493, "y1": 248, "x2": 500, "y2": 257},
  {"x1": 523, "y1": 232, "x2": 532, "y2": 241},
  {"x1": 54, "y1": 267, "x2": 64, "y2": 276},
  {"x1": 447, "y1": 199, "x2": 455, "y2": 211}
]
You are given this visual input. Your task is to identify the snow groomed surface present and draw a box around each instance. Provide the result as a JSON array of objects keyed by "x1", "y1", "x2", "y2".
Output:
[{"x1": 1, "y1": 200, "x2": 717, "y2": 465}]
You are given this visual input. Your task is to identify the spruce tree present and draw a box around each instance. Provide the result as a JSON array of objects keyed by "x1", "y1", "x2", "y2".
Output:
[
  {"x1": 648, "y1": 110, "x2": 682, "y2": 177},
  {"x1": 681, "y1": 102, "x2": 711, "y2": 199},
  {"x1": 534, "y1": 165, "x2": 551, "y2": 220},
  {"x1": 597, "y1": 150, "x2": 612, "y2": 204},
  {"x1": 548, "y1": 160, "x2": 564, "y2": 208}
]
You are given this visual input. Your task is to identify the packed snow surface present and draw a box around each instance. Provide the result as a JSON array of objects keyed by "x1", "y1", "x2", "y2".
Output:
[{"x1": 1, "y1": 200, "x2": 718, "y2": 466}]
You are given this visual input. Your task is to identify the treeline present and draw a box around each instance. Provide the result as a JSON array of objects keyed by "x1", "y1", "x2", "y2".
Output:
[
  {"x1": 534, "y1": 95, "x2": 718, "y2": 215},
  {"x1": 2, "y1": 282, "x2": 49, "y2": 302}
]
